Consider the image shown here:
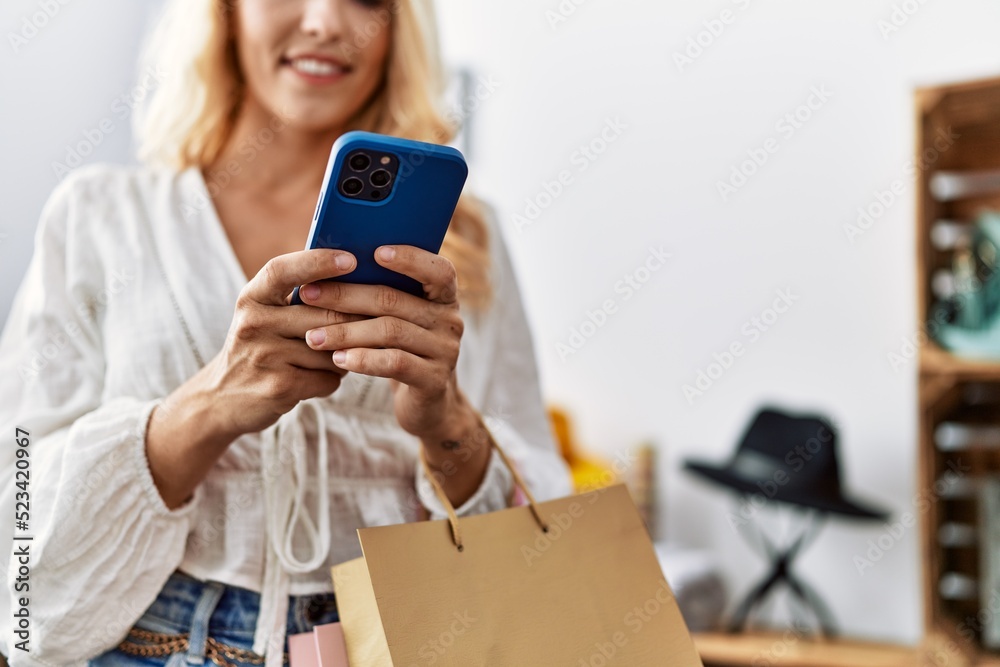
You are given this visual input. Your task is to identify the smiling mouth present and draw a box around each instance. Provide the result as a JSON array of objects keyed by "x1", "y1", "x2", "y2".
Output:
[
  {"x1": 292, "y1": 58, "x2": 343, "y2": 76},
  {"x1": 282, "y1": 56, "x2": 353, "y2": 79}
]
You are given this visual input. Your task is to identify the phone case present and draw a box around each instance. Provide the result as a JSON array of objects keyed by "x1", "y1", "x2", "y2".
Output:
[{"x1": 290, "y1": 131, "x2": 468, "y2": 304}]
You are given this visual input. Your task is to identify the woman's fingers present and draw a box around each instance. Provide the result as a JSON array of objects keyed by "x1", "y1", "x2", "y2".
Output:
[
  {"x1": 373, "y1": 244, "x2": 459, "y2": 304},
  {"x1": 304, "y1": 315, "x2": 449, "y2": 359},
  {"x1": 242, "y1": 248, "x2": 356, "y2": 307},
  {"x1": 278, "y1": 338, "x2": 352, "y2": 375},
  {"x1": 327, "y1": 347, "x2": 443, "y2": 391},
  {"x1": 255, "y1": 244, "x2": 464, "y2": 400},
  {"x1": 296, "y1": 280, "x2": 448, "y2": 329},
  {"x1": 251, "y1": 303, "x2": 372, "y2": 340}
]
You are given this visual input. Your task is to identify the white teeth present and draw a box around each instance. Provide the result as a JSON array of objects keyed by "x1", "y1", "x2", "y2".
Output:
[{"x1": 291, "y1": 58, "x2": 341, "y2": 76}]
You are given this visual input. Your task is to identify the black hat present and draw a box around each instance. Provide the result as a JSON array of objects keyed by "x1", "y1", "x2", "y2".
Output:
[{"x1": 684, "y1": 406, "x2": 890, "y2": 520}]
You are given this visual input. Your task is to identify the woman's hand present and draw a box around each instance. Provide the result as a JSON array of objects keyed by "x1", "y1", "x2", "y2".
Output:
[
  {"x1": 206, "y1": 247, "x2": 370, "y2": 437},
  {"x1": 146, "y1": 247, "x2": 368, "y2": 509},
  {"x1": 297, "y1": 244, "x2": 493, "y2": 506},
  {"x1": 296, "y1": 244, "x2": 472, "y2": 441}
]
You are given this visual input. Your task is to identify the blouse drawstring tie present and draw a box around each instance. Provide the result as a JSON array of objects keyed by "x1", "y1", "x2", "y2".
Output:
[{"x1": 253, "y1": 400, "x2": 331, "y2": 666}]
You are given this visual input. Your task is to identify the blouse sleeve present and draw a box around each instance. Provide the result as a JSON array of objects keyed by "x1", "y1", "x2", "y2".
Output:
[
  {"x1": 415, "y1": 204, "x2": 573, "y2": 520},
  {"x1": 0, "y1": 168, "x2": 202, "y2": 666}
]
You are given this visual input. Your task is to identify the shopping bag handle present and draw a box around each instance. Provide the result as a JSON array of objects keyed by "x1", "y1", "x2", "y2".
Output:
[{"x1": 418, "y1": 413, "x2": 550, "y2": 552}]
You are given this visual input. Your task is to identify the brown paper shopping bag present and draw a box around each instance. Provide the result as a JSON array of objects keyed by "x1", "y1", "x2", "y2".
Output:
[{"x1": 330, "y1": 437, "x2": 703, "y2": 667}]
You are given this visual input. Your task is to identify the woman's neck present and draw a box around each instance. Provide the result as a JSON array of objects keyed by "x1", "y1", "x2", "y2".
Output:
[{"x1": 207, "y1": 98, "x2": 342, "y2": 197}]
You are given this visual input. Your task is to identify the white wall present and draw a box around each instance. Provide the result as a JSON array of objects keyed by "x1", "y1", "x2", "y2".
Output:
[
  {"x1": 4, "y1": 0, "x2": 1000, "y2": 648},
  {"x1": 0, "y1": 0, "x2": 162, "y2": 324},
  {"x1": 434, "y1": 0, "x2": 1000, "y2": 647}
]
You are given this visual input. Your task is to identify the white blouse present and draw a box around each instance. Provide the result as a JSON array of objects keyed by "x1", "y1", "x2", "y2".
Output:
[{"x1": 0, "y1": 163, "x2": 573, "y2": 666}]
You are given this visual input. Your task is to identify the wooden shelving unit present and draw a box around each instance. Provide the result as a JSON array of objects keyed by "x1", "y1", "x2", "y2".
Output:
[
  {"x1": 916, "y1": 74, "x2": 1000, "y2": 667},
  {"x1": 693, "y1": 632, "x2": 923, "y2": 667}
]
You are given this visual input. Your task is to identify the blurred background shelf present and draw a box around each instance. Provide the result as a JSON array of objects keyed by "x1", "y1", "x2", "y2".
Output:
[
  {"x1": 921, "y1": 344, "x2": 1000, "y2": 383},
  {"x1": 917, "y1": 74, "x2": 1000, "y2": 667},
  {"x1": 693, "y1": 632, "x2": 922, "y2": 667}
]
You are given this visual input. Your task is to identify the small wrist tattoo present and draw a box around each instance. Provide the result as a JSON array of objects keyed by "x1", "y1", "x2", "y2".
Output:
[{"x1": 440, "y1": 439, "x2": 461, "y2": 451}]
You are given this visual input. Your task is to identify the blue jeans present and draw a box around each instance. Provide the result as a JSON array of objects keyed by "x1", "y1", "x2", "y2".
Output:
[{"x1": 88, "y1": 569, "x2": 339, "y2": 666}]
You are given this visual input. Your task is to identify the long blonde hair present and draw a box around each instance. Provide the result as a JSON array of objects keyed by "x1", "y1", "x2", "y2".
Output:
[{"x1": 133, "y1": 0, "x2": 493, "y2": 311}]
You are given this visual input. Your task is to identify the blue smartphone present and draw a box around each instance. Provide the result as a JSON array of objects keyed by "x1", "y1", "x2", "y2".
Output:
[{"x1": 289, "y1": 131, "x2": 468, "y2": 305}]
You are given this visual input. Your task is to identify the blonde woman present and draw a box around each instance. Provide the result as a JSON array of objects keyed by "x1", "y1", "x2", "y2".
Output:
[{"x1": 0, "y1": 0, "x2": 572, "y2": 664}]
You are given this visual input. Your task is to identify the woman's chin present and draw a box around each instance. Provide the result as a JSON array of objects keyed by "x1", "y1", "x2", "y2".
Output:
[{"x1": 272, "y1": 110, "x2": 349, "y2": 136}]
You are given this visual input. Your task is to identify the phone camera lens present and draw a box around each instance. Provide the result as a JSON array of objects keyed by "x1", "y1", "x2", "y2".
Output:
[
  {"x1": 370, "y1": 169, "x2": 391, "y2": 187},
  {"x1": 371, "y1": 190, "x2": 382, "y2": 199},
  {"x1": 341, "y1": 177, "x2": 363, "y2": 196},
  {"x1": 348, "y1": 153, "x2": 370, "y2": 171}
]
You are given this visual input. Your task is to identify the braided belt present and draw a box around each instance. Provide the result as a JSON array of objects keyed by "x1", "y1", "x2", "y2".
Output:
[{"x1": 117, "y1": 627, "x2": 289, "y2": 666}]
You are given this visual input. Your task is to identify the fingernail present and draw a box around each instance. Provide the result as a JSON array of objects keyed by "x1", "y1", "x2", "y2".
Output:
[
  {"x1": 378, "y1": 246, "x2": 395, "y2": 261},
  {"x1": 332, "y1": 350, "x2": 347, "y2": 365},
  {"x1": 302, "y1": 284, "x2": 321, "y2": 300},
  {"x1": 335, "y1": 253, "x2": 354, "y2": 270},
  {"x1": 307, "y1": 329, "x2": 326, "y2": 346}
]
